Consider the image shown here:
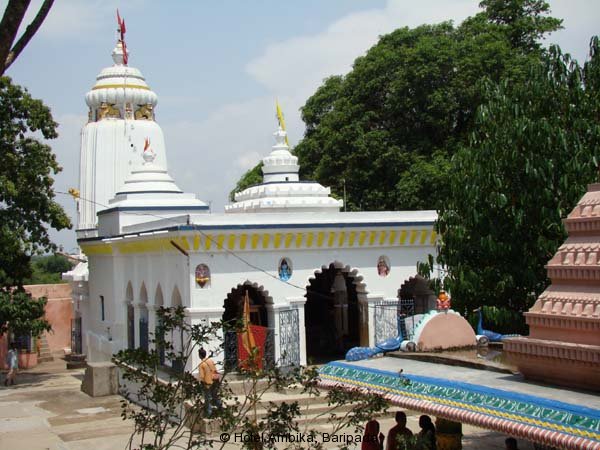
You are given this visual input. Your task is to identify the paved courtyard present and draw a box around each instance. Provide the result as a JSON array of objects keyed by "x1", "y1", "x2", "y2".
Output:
[{"x1": 0, "y1": 358, "x2": 540, "y2": 449}]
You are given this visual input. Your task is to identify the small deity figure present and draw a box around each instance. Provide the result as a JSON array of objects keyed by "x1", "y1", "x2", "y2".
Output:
[
  {"x1": 135, "y1": 103, "x2": 154, "y2": 120},
  {"x1": 278, "y1": 258, "x2": 292, "y2": 281},
  {"x1": 377, "y1": 256, "x2": 390, "y2": 277},
  {"x1": 195, "y1": 264, "x2": 211, "y2": 288},
  {"x1": 124, "y1": 103, "x2": 133, "y2": 120},
  {"x1": 87, "y1": 108, "x2": 93, "y2": 122},
  {"x1": 97, "y1": 102, "x2": 121, "y2": 120},
  {"x1": 436, "y1": 290, "x2": 451, "y2": 312}
]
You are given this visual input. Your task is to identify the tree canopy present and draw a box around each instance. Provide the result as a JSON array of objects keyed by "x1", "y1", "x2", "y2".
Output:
[
  {"x1": 232, "y1": 1, "x2": 562, "y2": 212},
  {"x1": 422, "y1": 39, "x2": 600, "y2": 314},
  {"x1": 0, "y1": 76, "x2": 71, "y2": 288},
  {"x1": 0, "y1": 290, "x2": 51, "y2": 339},
  {"x1": 24, "y1": 254, "x2": 72, "y2": 285}
]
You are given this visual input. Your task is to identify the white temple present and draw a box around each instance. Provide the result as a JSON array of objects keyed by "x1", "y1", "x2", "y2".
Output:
[{"x1": 65, "y1": 28, "x2": 438, "y2": 372}]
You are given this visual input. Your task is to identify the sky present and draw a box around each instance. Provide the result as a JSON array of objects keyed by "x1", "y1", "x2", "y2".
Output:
[{"x1": 3, "y1": 0, "x2": 599, "y2": 253}]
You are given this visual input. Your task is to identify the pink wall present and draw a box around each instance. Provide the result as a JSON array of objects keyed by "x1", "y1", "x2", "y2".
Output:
[
  {"x1": 25, "y1": 284, "x2": 73, "y2": 353},
  {"x1": 1, "y1": 284, "x2": 72, "y2": 369}
]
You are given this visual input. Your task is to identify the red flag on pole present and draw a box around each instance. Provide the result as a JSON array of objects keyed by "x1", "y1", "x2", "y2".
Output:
[{"x1": 116, "y1": 9, "x2": 128, "y2": 65}]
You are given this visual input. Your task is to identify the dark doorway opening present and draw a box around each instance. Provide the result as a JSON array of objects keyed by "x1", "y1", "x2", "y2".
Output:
[
  {"x1": 305, "y1": 264, "x2": 360, "y2": 364},
  {"x1": 223, "y1": 284, "x2": 273, "y2": 370},
  {"x1": 398, "y1": 275, "x2": 436, "y2": 315}
]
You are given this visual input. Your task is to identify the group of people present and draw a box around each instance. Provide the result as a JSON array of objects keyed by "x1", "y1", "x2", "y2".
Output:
[
  {"x1": 363, "y1": 411, "x2": 521, "y2": 450},
  {"x1": 362, "y1": 412, "x2": 435, "y2": 450}
]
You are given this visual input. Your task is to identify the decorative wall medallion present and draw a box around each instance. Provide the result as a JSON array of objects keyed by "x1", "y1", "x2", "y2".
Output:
[
  {"x1": 377, "y1": 255, "x2": 390, "y2": 277},
  {"x1": 195, "y1": 264, "x2": 211, "y2": 288},
  {"x1": 278, "y1": 258, "x2": 292, "y2": 281}
]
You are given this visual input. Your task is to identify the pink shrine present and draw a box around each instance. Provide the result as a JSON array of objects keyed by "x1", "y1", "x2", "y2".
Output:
[{"x1": 505, "y1": 182, "x2": 600, "y2": 391}]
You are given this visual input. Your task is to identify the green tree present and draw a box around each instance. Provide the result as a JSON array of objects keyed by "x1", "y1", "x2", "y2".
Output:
[
  {"x1": 116, "y1": 307, "x2": 388, "y2": 449},
  {"x1": 479, "y1": 0, "x2": 562, "y2": 51},
  {"x1": 423, "y1": 40, "x2": 600, "y2": 316},
  {"x1": 24, "y1": 254, "x2": 72, "y2": 285},
  {"x1": 0, "y1": 290, "x2": 51, "y2": 342},
  {"x1": 232, "y1": 1, "x2": 561, "y2": 211},
  {"x1": 229, "y1": 162, "x2": 264, "y2": 202},
  {"x1": 0, "y1": 76, "x2": 71, "y2": 288}
]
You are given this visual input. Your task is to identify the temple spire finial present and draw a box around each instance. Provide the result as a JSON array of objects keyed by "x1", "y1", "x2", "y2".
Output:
[
  {"x1": 275, "y1": 99, "x2": 289, "y2": 146},
  {"x1": 116, "y1": 9, "x2": 128, "y2": 65}
]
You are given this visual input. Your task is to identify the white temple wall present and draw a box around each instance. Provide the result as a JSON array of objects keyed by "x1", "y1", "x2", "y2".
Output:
[
  {"x1": 82, "y1": 227, "x2": 436, "y2": 366},
  {"x1": 78, "y1": 119, "x2": 169, "y2": 230}
]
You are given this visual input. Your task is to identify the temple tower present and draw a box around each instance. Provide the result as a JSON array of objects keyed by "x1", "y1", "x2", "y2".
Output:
[
  {"x1": 77, "y1": 37, "x2": 168, "y2": 235},
  {"x1": 225, "y1": 123, "x2": 343, "y2": 213},
  {"x1": 505, "y1": 183, "x2": 600, "y2": 391}
]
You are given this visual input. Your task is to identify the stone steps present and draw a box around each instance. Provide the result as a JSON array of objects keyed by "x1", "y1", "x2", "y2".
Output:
[{"x1": 37, "y1": 334, "x2": 54, "y2": 362}]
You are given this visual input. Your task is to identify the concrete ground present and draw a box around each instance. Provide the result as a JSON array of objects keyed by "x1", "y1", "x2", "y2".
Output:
[{"x1": 0, "y1": 358, "x2": 536, "y2": 449}]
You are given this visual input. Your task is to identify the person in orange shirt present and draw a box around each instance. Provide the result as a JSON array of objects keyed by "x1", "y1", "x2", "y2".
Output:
[{"x1": 197, "y1": 348, "x2": 221, "y2": 417}]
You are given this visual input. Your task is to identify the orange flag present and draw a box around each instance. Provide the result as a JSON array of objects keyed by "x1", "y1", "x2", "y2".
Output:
[{"x1": 241, "y1": 291, "x2": 256, "y2": 352}]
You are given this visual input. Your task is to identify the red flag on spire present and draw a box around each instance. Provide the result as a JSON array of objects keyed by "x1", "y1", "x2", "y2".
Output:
[
  {"x1": 116, "y1": 9, "x2": 128, "y2": 65},
  {"x1": 117, "y1": 9, "x2": 126, "y2": 39}
]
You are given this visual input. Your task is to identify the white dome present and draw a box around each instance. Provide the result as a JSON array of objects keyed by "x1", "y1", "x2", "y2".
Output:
[
  {"x1": 226, "y1": 125, "x2": 342, "y2": 214},
  {"x1": 84, "y1": 42, "x2": 158, "y2": 115}
]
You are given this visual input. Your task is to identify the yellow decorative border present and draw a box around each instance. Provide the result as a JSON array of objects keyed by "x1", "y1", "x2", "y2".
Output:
[
  {"x1": 92, "y1": 84, "x2": 150, "y2": 90},
  {"x1": 79, "y1": 243, "x2": 113, "y2": 255},
  {"x1": 83, "y1": 228, "x2": 438, "y2": 256}
]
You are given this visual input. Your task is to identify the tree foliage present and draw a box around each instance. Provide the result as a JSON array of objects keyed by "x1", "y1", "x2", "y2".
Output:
[
  {"x1": 24, "y1": 254, "x2": 72, "y2": 285},
  {"x1": 0, "y1": 76, "x2": 71, "y2": 288},
  {"x1": 229, "y1": 162, "x2": 263, "y2": 202},
  {"x1": 420, "y1": 40, "x2": 600, "y2": 315},
  {"x1": 115, "y1": 307, "x2": 388, "y2": 450},
  {"x1": 0, "y1": 289, "x2": 51, "y2": 339},
  {"x1": 232, "y1": 1, "x2": 561, "y2": 211}
]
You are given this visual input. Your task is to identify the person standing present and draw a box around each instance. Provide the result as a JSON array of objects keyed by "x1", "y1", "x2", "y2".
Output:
[
  {"x1": 197, "y1": 348, "x2": 221, "y2": 417},
  {"x1": 416, "y1": 415, "x2": 436, "y2": 450},
  {"x1": 5, "y1": 343, "x2": 18, "y2": 386},
  {"x1": 387, "y1": 411, "x2": 414, "y2": 450},
  {"x1": 362, "y1": 419, "x2": 385, "y2": 450}
]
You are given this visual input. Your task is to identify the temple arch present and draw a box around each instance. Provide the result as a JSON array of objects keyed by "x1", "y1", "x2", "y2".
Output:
[
  {"x1": 222, "y1": 281, "x2": 273, "y2": 370},
  {"x1": 171, "y1": 285, "x2": 182, "y2": 308},
  {"x1": 304, "y1": 262, "x2": 368, "y2": 363},
  {"x1": 125, "y1": 281, "x2": 134, "y2": 350},
  {"x1": 169, "y1": 285, "x2": 184, "y2": 371},
  {"x1": 154, "y1": 284, "x2": 165, "y2": 364},
  {"x1": 139, "y1": 283, "x2": 149, "y2": 351}
]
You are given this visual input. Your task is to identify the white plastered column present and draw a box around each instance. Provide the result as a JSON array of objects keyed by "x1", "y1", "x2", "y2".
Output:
[
  {"x1": 290, "y1": 297, "x2": 307, "y2": 366},
  {"x1": 186, "y1": 307, "x2": 225, "y2": 373},
  {"x1": 265, "y1": 303, "x2": 288, "y2": 364}
]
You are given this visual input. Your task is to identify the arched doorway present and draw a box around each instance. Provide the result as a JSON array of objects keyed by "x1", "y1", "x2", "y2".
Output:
[
  {"x1": 398, "y1": 275, "x2": 436, "y2": 314},
  {"x1": 170, "y1": 286, "x2": 184, "y2": 372},
  {"x1": 125, "y1": 282, "x2": 134, "y2": 350},
  {"x1": 139, "y1": 283, "x2": 149, "y2": 352},
  {"x1": 397, "y1": 275, "x2": 436, "y2": 340},
  {"x1": 305, "y1": 263, "x2": 363, "y2": 363},
  {"x1": 222, "y1": 283, "x2": 271, "y2": 370},
  {"x1": 154, "y1": 285, "x2": 165, "y2": 365}
]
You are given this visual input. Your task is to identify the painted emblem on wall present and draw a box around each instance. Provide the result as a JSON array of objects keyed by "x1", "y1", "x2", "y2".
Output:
[
  {"x1": 195, "y1": 264, "x2": 211, "y2": 288},
  {"x1": 278, "y1": 258, "x2": 292, "y2": 281},
  {"x1": 377, "y1": 255, "x2": 390, "y2": 277}
]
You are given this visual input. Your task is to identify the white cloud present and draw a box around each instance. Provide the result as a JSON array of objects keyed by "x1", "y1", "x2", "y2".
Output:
[{"x1": 166, "y1": 0, "x2": 480, "y2": 214}]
